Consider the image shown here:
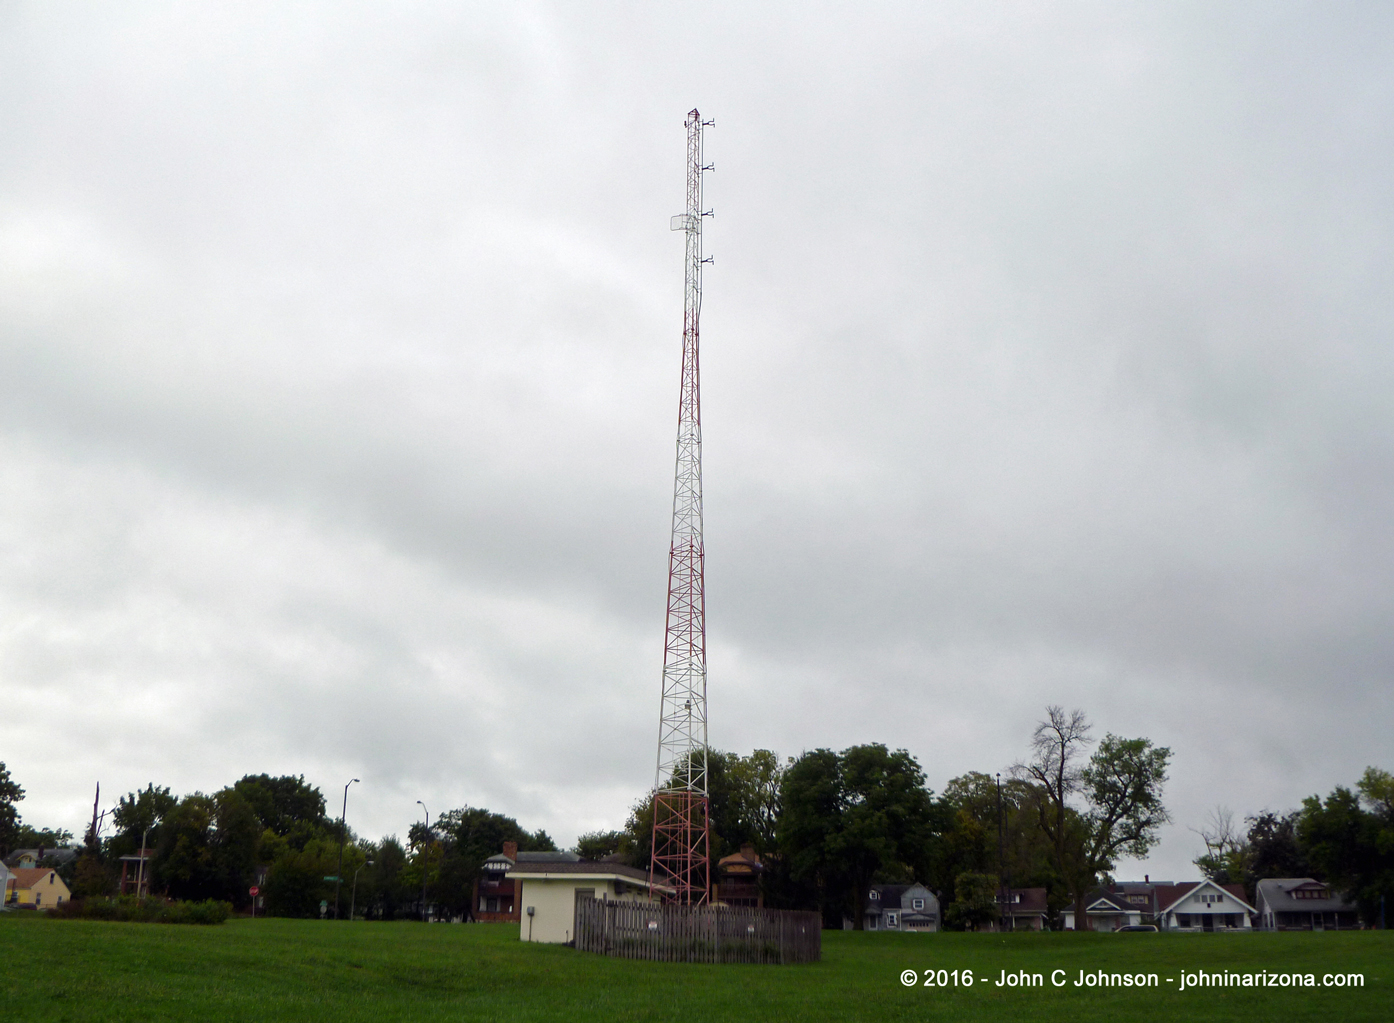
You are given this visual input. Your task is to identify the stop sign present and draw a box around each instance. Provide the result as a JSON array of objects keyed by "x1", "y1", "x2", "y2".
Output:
[{"x1": 249, "y1": 886, "x2": 260, "y2": 896}]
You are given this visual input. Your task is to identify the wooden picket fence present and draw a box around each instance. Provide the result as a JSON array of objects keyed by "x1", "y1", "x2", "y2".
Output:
[{"x1": 573, "y1": 898, "x2": 821, "y2": 964}]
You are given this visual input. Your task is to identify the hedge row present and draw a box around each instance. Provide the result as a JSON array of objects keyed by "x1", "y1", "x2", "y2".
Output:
[{"x1": 47, "y1": 896, "x2": 230, "y2": 925}]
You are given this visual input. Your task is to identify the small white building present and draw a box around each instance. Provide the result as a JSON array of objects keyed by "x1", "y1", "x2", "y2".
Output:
[{"x1": 508, "y1": 856, "x2": 668, "y2": 944}]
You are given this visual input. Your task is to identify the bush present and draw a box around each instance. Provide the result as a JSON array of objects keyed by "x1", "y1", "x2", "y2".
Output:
[{"x1": 47, "y1": 896, "x2": 230, "y2": 925}]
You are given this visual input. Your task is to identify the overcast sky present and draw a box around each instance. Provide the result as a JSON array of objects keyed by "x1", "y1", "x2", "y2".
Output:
[{"x1": 2, "y1": 2, "x2": 1392, "y2": 882}]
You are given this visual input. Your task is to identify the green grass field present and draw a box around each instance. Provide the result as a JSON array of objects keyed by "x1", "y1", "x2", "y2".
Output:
[{"x1": 1, "y1": 912, "x2": 1388, "y2": 1022}]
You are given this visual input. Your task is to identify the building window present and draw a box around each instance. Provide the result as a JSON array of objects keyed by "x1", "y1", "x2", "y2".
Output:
[
  {"x1": 869, "y1": 890, "x2": 879, "y2": 900},
  {"x1": 886, "y1": 913, "x2": 898, "y2": 927},
  {"x1": 912, "y1": 898, "x2": 925, "y2": 910}
]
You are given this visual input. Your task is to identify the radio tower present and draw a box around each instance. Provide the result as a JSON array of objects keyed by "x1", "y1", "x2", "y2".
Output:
[{"x1": 650, "y1": 108, "x2": 714, "y2": 905}]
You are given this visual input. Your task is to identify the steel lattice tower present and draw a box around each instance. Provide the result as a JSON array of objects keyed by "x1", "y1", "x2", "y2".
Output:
[{"x1": 650, "y1": 109, "x2": 714, "y2": 905}]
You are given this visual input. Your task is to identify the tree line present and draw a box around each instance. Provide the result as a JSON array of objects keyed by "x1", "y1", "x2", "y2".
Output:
[
  {"x1": 1192, "y1": 766, "x2": 1394, "y2": 925},
  {"x1": 2, "y1": 704, "x2": 1389, "y2": 927}
]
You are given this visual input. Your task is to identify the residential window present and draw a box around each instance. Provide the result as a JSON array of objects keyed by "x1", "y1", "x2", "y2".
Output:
[
  {"x1": 912, "y1": 898, "x2": 925, "y2": 910},
  {"x1": 887, "y1": 912, "x2": 898, "y2": 928},
  {"x1": 869, "y1": 890, "x2": 879, "y2": 900}
]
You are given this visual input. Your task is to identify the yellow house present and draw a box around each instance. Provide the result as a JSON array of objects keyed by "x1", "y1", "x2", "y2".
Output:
[
  {"x1": 507, "y1": 855, "x2": 668, "y2": 944},
  {"x1": 8, "y1": 868, "x2": 71, "y2": 908}
]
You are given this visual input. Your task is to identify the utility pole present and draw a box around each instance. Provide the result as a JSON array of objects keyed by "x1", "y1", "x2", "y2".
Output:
[
  {"x1": 334, "y1": 778, "x2": 359, "y2": 919},
  {"x1": 650, "y1": 108, "x2": 715, "y2": 906},
  {"x1": 416, "y1": 801, "x2": 430, "y2": 922}
]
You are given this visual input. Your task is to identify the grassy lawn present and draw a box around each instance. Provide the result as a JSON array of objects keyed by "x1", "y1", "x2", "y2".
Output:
[{"x1": 1, "y1": 912, "x2": 1389, "y2": 1022}]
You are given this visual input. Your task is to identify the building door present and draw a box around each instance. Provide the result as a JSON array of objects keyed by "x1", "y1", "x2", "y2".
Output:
[{"x1": 572, "y1": 888, "x2": 595, "y2": 943}]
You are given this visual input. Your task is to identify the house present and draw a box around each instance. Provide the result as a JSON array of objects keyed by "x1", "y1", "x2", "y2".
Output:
[
  {"x1": 119, "y1": 850, "x2": 153, "y2": 896},
  {"x1": 714, "y1": 844, "x2": 763, "y2": 908},
  {"x1": 1061, "y1": 889, "x2": 1144, "y2": 932},
  {"x1": 7, "y1": 868, "x2": 72, "y2": 908},
  {"x1": 4, "y1": 847, "x2": 79, "y2": 871},
  {"x1": 1254, "y1": 878, "x2": 1360, "y2": 931},
  {"x1": 862, "y1": 883, "x2": 940, "y2": 932},
  {"x1": 1153, "y1": 880, "x2": 1255, "y2": 931},
  {"x1": 996, "y1": 887, "x2": 1049, "y2": 931},
  {"x1": 0, "y1": 862, "x2": 14, "y2": 908},
  {"x1": 474, "y1": 841, "x2": 521, "y2": 922},
  {"x1": 507, "y1": 853, "x2": 667, "y2": 944}
]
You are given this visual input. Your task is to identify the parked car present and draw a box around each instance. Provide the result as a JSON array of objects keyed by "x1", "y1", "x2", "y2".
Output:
[{"x1": 1116, "y1": 924, "x2": 1159, "y2": 932}]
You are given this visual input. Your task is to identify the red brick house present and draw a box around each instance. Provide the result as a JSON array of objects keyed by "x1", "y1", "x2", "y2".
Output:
[{"x1": 474, "y1": 842, "x2": 521, "y2": 922}]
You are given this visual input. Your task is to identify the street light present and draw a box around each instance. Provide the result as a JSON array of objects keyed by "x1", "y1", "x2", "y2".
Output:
[
  {"x1": 334, "y1": 778, "x2": 360, "y2": 920},
  {"x1": 417, "y1": 800, "x2": 430, "y2": 923},
  {"x1": 350, "y1": 859, "x2": 374, "y2": 921}
]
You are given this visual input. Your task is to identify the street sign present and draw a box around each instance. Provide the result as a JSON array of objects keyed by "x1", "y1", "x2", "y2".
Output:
[
  {"x1": 249, "y1": 886, "x2": 259, "y2": 896},
  {"x1": 323, "y1": 876, "x2": 340, "y2": 882}
]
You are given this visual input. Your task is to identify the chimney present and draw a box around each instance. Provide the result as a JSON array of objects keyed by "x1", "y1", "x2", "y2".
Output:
[
  {"x1": 502, "y1": 841, "x2": 518, "y2": 861},
  {"x1": 1144, "y1": 875, "x2": 1149, "y2": 883}
]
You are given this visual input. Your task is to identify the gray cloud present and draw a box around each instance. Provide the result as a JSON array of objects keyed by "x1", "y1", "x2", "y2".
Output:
[{"x1": 1, "y1": 2, "x2": 1391, "y2": 878}]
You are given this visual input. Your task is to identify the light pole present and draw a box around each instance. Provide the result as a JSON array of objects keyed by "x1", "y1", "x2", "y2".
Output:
[
  {"x1": 416, "y1": 800, "x2": 430, "y2": 923},
  {"x1": 996, "y1": 773, "x2": 1006, "y2": 933},
  {"x1": 350, "y1": 859, "x2": 373, "y2": 921},
  {"x1": 334, "y1": 778, "x2": 359, "y2": 920}
]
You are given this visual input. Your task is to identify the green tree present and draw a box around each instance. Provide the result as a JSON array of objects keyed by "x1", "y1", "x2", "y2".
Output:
[
  {"x1": 946, "y1": 871, "x2": 1001, "y2": 931},
  {"x1": 574, "y1": 830, "x2": 624, "y2": 860},
  {"x1": 263, "y1": 836, "x2": 342, "y2": 918},
  {"x1": 0, "y1": 762, "x2": 25, "y2": 856},
  {"x1": 936, "y1": 772, "x2": 1057, "y2": 918},
  {"x1": 233, "y1": 774, "x2": 331, "y2": 850},
  {"x1": 1018, "y1": 707, "x2": 1170, "y2": 931},
  {"x1": 778, "y1": 744, "x2": 939, "y2": 929},
  {"x1": 150, "y1": 788, "x2": 261, "y2": 904},
  {"x1": 427, "y1": 807, "x2": 555, "y2": 920},
  {"x1": 1247, "y1": 810, "x2": 1310, "y2": 882},
  {"x1": 1298, "y1": 768, "x2": 1394, "y2": 926}
]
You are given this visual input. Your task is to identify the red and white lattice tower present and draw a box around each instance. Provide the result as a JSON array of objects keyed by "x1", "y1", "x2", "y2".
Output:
[{"x1": 650, "y1": 109, "x2": 714, "y2": 905}]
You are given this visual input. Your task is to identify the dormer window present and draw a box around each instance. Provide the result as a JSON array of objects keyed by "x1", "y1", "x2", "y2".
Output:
[{"x1": 869, "y1": 890, "x2": 879, "y2": 900}]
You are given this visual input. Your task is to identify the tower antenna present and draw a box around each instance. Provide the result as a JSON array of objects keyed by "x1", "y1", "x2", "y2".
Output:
[{"x1": 650, "y1": 108, "x2": 715, "y2": 905}]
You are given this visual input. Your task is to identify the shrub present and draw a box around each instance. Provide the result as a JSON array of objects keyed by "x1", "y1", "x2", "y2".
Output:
[{"x1": 47, "y1": 896, "x2": 230, "y2": 925}]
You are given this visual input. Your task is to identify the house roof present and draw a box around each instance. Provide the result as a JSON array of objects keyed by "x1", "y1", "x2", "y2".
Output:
[
  {"x1": 1082, "y1": 890, "x2": 1132, "y2": 914},
  {"x1": 1154, "y1": 881, "x2": 1254, "y2": 913},
  {"x1": 1005, "y1": 887, "x2": 1049, "y2": 915},
  {"x1": 717, "y1": 847, "x2": 762, "y2": 869},
  {"x1": 1255, "y1": 878, "x2": 1357, "y2": 913},
  {"x1": 515, "y1": 850, "x2": 580, "y2": 863},
  {"x1": 10, "y1": 868, "x2": 62, "y2": 889},
  {"x1": 4, "y1": 847, "x2": 79, "y2": 867},
  {"x1": 507, "y1": 860, "x2": 651, "y2": 883}
]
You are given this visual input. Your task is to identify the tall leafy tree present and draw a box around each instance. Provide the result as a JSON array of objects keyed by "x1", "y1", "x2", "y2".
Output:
[
  {"x1": 936, "y1": 772, "x2": 1058, "y2": 919},
  {"x1": 1299, "y1": 767, "x2": 1394, "y2": 926},
  {"x1": 778, "y1": 744, "x2": 939, "y2": 929},
  {"x1": 1247, "y1": 810, "x2": 1310, "y2": 882},
  {"x1": 1018, "y1": 707, "x2": 1170, "y2": 930},
  {"x1": 0, "y1": 762, "x2": 24, "y2": 856}
]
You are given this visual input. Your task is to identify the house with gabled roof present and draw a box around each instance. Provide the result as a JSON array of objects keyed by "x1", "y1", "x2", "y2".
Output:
[
  {"x1": 1254, "y1": 878, "x2": 1360, "y2": 931},
  {"x1": 996, "y1": 887, "x2": 1049, "y2": 930},
  {"x1": 1061, "y1": 889, "x2": 1144, "y2": 932},
  {"x1": 1154, "y1": 879, "x2": 1254, "y2": 931},
  {"x1": 7, "y1": 868, "x2": 71, "y2": 909},
  {"x1": 861, "y1": 883, "x2": 939, "y2": 932},
  {"x1": 474, "y1": 841, "x2": 522, "y2": 923}
]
